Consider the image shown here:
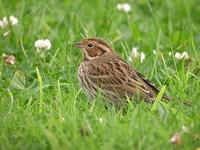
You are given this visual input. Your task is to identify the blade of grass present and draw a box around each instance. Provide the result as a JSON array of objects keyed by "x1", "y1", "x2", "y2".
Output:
[
  {"x1": 36, "y1": 67, "x2": 43, "y2": 114},
  {"x1": 151, "y1": 85, "x2": 166, "y2": 111}
]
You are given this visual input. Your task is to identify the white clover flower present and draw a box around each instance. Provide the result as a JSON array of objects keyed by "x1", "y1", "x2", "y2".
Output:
[
  {"x1": 175, "y1": 51, "x2": 189, "y2": 60},
  {"x1": 175, "y1": 52, "x2": 182, "y2": 60},
  {"x1": 140, "y1": 52, "x2": 145, "y2": 63},
  {"x1": 34, "y1": 39, "x2": 51, "y2": 52},
  {"x1": 116, "y1": 3, "x2": 131, "y2": 13},
  {"x1": 0, "y1": 17, "x2": 8, "y2": 29},
  {"x1": 131, "y1": 47, "x2": 139, "y2": 58},
  {"x1": 129, "y1": 47, "x2": 146, "y2": 63},
  {"x1": 9, "y1": 15, "x2": 18, "y2": 26},
  {"x1": 170, "y1": 133, "x2": 181, "y2": 145},
  {"x1": 3, "y1": 54, "x2": 16, "y2": 65},
  {"x1": 181, "y1": 52, "x2": 189, "y2": 59}
]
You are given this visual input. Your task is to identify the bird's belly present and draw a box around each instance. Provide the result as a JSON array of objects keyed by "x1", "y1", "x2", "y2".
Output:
[{"x1": 78, "y1": 67, "x2": 97, "y2": 100}]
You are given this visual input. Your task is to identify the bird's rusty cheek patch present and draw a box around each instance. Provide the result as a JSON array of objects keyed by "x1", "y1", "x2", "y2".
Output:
[
  {"x1": 87, "y1": 49, "x2": 100, "y2": 57},
  {"x1": 87, "y1": 47, "x2": 106, "y2": 58}
]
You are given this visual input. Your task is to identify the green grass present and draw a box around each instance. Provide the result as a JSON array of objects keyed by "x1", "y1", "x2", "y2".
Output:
[{"x1": 0, "y1": 0, "x2": 200, "y2": 149}]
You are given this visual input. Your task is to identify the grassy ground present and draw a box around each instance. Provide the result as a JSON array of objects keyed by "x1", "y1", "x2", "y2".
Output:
[{"x1": 0, "y1": 0, "x2": 200, "y2": 149}]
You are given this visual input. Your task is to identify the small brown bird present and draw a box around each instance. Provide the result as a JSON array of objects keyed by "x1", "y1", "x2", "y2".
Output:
[{"x1": 75, "y1": 37, "x2": 170, "y2": 106}]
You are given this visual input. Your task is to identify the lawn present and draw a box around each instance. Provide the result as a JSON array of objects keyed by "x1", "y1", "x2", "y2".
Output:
[{"x1": 0, "y1": 0, "x2": 200, "y2": 149}]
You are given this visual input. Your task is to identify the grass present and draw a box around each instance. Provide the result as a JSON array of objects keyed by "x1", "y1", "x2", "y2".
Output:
[{"x1": 0, "y1": 0, "x2": 200, "y2": 149}]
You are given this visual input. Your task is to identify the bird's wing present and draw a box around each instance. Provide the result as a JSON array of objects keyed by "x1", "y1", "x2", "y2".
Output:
[
  {"x1": 135, "y1": 70, "x2": 171, "y2": 100},
  {"x1": 87, "y1": 58, "x2": 159, "y2": 101}
]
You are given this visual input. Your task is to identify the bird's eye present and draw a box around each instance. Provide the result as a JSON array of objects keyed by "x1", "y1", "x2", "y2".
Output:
[{"x1": 87, "y1": 43, "x2": 94, "y2": 48}]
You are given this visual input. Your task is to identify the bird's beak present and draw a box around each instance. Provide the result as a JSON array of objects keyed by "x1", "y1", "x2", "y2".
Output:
[{"x1": 74, "y1": 42, "x2": 82, "y2": 48}]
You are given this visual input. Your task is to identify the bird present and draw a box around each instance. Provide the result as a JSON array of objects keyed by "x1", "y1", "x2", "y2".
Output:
[{"x1": 75, "y1": 37, "x2": 170, "y2": 106}]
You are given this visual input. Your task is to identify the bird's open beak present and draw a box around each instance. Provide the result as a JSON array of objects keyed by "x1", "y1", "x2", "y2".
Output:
[{"x1": 74, "y1": 42, "x2": 82, "y2": 48}]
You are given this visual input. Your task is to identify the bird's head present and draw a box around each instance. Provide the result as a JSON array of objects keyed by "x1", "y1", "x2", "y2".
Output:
[{"x1": 74, "y1": 37, "x2": 113, "y2": 60}]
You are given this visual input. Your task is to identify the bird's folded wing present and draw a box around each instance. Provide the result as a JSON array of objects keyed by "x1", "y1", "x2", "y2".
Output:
[{"x1": 87, "y1": 60, "x2": 157, "y2": 100}]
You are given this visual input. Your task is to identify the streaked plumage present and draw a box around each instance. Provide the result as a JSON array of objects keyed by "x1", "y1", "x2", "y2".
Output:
[{"x1": 75, "y1": 37, "x2": 170, "y2": 106}]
